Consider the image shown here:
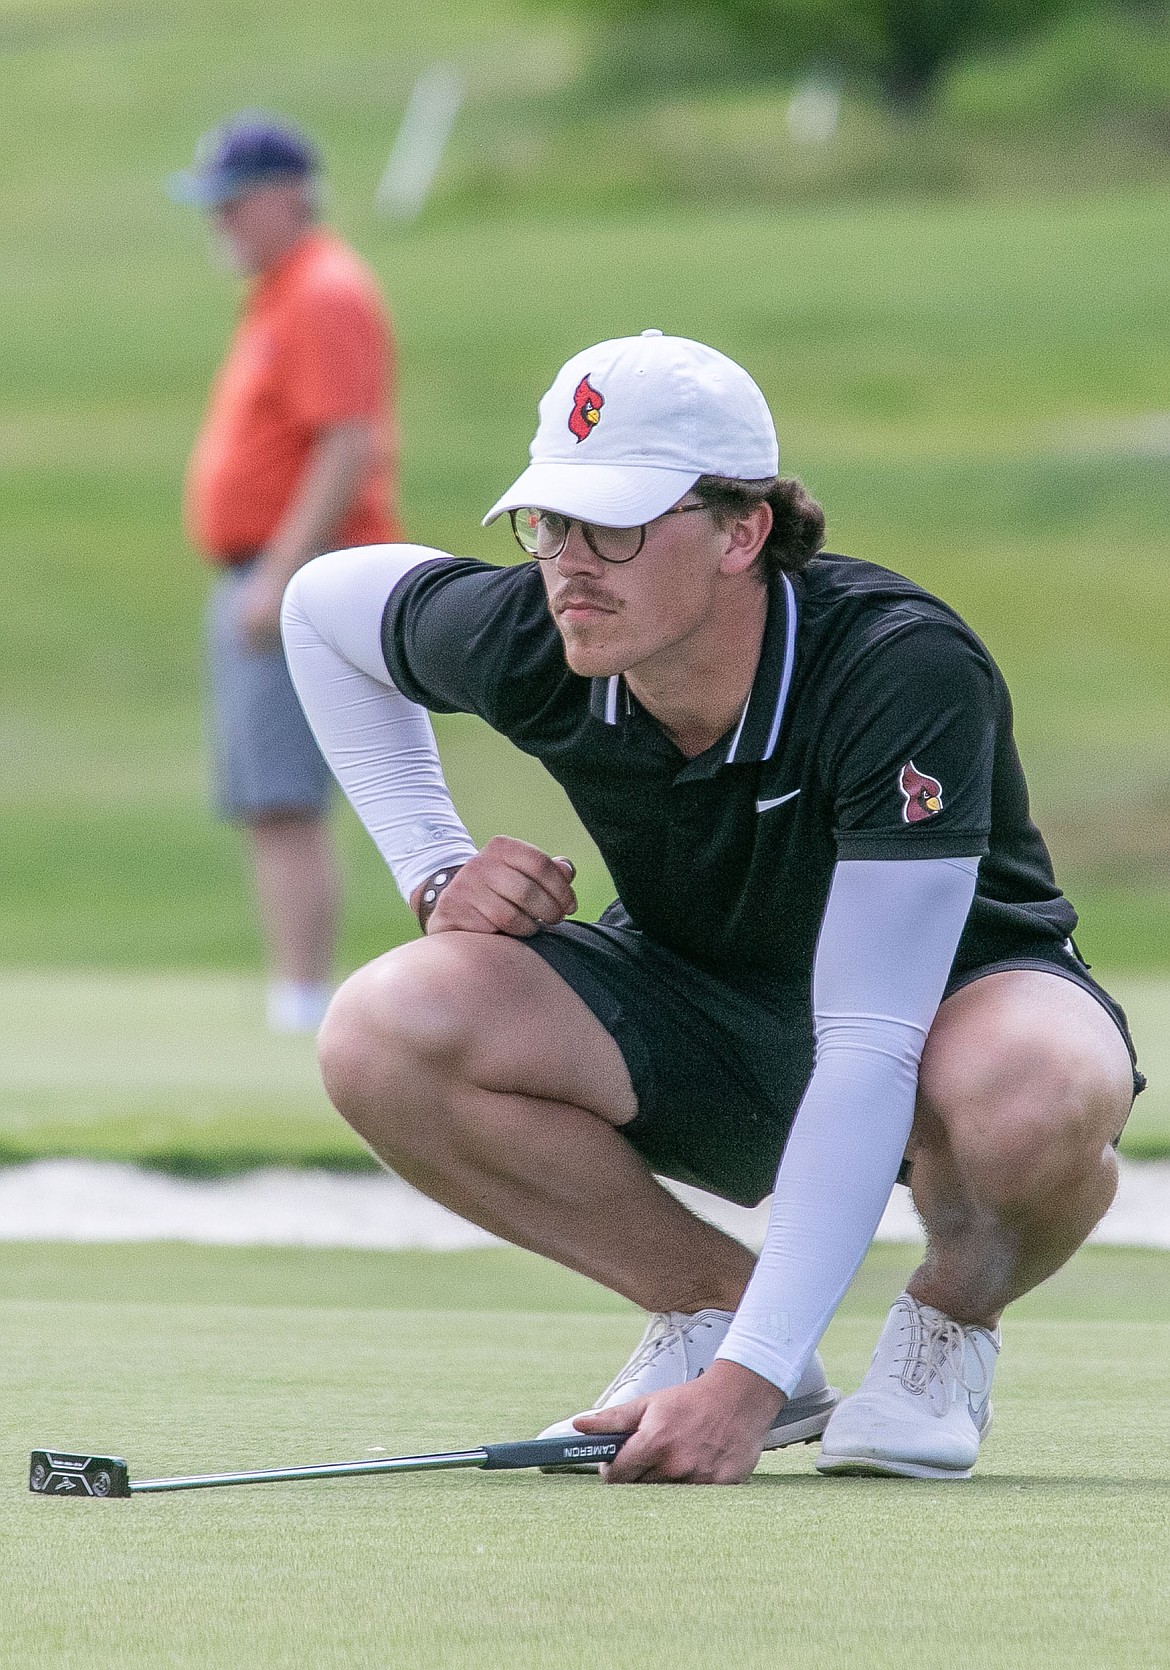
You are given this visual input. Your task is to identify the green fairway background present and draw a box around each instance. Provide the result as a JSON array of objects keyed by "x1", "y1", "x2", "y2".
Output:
[
  {"x1": 2, "y1": 0, "x2": 1169, "y2": 983},
  {"x1": 5, "y1": 1240, "x2": 1169, "y2": 1668},
  {"x1": 3, "y1": 16, "x2": 1169, "y2": 1665}
]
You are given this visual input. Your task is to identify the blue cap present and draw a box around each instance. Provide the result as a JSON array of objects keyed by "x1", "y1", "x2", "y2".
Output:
[{"x1": 168, "y1": 114, "x2": 319, "y2": 209}]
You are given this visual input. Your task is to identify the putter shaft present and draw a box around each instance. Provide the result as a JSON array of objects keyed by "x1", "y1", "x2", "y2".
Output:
[
  {"x1": 132, "y1": 1448, "x2": 489, "y2": 1492},
  {"x1": 30, "y1": 1434, "x2": 629, "y2": 1497}
]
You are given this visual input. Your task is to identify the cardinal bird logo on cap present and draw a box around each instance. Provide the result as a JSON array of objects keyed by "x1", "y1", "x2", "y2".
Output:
[
  {"x1": 899, "y1": 761, "x2": 944, "y2": 824},
  {"x1": 568, "y1": 375, "x2": 604, "y2": 443}
]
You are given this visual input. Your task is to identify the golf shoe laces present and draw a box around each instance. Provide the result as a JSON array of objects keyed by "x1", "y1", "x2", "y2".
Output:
[
  {"x1": 891, "y1": 1297, "x2": 996, "y2": 1413},
  {"x1": 592, "y1": 1310, "x2": 723, "y2": 1408}
]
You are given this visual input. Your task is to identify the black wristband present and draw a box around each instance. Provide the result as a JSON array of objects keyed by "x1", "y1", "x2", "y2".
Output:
[{"x1": 416, "y1": 864, "x2": 466, "y2": 931}]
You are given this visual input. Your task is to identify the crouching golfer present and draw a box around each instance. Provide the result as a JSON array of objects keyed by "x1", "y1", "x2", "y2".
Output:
[{"x1": 281, "y1": 331, "x2": 1143, "y2": 1484}]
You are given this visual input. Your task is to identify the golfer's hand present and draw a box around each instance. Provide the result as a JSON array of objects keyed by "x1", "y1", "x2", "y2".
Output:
[
  {"x1": 574, "y1": 1360, "x2": 784, "y2": 1485},
  {"x1": 414, "y1": 837, "x2": 577, "y2": 937},
  {"x1": 236, "y1": 569, "x2": 287, "y2": 650}
]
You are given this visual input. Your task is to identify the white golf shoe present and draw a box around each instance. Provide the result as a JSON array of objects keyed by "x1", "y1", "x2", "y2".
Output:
[
  {"x1": 816, "y1": 1291, "x2": 1000, "y2": 1481},
  {"x1": 538, "y1": 1308, "x2": 839, "y2": 1462}
]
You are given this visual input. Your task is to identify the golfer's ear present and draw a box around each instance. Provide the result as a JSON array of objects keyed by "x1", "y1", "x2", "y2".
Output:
[{"x1": 718, "y1": 501, "x2": 771, "y2": 576}]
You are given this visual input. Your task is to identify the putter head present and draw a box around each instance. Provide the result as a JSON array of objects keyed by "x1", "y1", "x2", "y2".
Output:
[{"x1": 30, "y1": 1450, "x2": 131, "y2": 1498}]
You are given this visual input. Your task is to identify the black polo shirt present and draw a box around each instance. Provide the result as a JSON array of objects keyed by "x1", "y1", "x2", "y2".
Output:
[{"x1": 381, "y1": 552, "x2": 1076, "y2": 990}]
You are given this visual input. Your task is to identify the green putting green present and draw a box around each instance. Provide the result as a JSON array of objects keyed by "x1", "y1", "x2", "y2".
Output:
[
  {"x1": 4, "y1": 1241, "x2": 1168, "y2": 1668},
  {"x1": 4, "y1": 11, "x2": 1167, "y2": 1661}
]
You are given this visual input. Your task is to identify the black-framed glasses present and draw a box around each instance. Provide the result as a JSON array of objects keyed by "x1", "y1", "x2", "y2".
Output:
[{"x1": 509, "y1": 502, "x2": 708, "y2": 564}]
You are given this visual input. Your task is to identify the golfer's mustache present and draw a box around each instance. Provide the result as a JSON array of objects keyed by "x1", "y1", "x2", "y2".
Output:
[{"x1": 550, "y1": 588, "x2": 620, "y2": 613}]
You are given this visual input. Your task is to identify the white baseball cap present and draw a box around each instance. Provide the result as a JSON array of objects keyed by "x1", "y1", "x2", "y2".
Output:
[{"x1": 482, "y1": 330, "x2": 779, "y2": 528}]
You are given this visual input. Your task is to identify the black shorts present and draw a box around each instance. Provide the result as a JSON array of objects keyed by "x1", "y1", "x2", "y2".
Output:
[{"x1": 526, "y1": 922, "x2": 1144, "y2": 1209}]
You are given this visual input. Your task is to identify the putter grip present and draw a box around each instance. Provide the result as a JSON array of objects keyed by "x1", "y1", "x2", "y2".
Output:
[{"x1": 481, "y1": 1433, "x2": 629, "y2": 1470}]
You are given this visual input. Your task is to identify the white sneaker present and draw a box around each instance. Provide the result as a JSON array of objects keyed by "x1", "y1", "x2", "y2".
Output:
[
  {"x1": 816, "y1": 1292, "x2": 1000, "y2": 1481},
  {"x1": 266, "y1": 980, "x2": 332, "y2": 1035},
  {"x1": 538, "y1": 1308, "x2": 839, "y2": 1462}
]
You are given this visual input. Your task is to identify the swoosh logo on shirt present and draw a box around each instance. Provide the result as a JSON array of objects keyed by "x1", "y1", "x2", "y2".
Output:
[{"x1": 755, "y1": 789, "x2": 801, "y2": 814}]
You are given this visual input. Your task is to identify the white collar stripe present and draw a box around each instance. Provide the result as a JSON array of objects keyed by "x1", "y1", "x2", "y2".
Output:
[
  {"x1": 723, "y1": 697, "x2": 750, "y2": 765},
  {"x1": 762, "y1": 573, "x2": 798, "y2": 762},
  {"x1": 605, "y1": 675, "x2": 620, "y2": 725}
]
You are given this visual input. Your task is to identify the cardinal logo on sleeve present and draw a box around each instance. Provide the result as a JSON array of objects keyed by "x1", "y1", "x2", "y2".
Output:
[
  {"x1": 899, "y1": 761, "x2": 944, "y2": 824},
  {"x1": 568, "y1": 376, "x2": 604, "y2": 443}
]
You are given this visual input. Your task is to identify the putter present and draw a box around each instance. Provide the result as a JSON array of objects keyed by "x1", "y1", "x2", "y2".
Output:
[{"x1": 29, "y1": 1432, "x2": 630, "y2": 1497}]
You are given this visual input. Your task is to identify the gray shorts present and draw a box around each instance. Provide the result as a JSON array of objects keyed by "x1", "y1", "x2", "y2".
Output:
[{"x1": 205, "y1": 562, "x2": 333, "y2": 823}]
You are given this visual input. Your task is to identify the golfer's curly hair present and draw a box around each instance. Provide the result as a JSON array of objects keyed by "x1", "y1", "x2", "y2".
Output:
[{"x1": 692, "y1": 475, "x2": 825, "y2": 578}]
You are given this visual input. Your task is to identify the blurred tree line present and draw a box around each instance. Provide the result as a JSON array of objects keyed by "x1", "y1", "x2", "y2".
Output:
[{"x1": 538, "y1": 0, "x2": 1169, "y2": 109}]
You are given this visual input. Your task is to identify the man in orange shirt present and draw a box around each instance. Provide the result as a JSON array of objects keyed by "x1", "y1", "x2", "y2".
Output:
[{"x1": 170, "y1": 115, "x2": 401, "y2": 1031}]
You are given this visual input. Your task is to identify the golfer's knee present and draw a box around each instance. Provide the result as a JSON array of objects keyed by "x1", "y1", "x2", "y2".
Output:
[
  {"x1": 318, "y1": 945, "x2": 482, "y2": 1112},
  {"x1": 979, "y1": 1107, "x2": 1110, "y2": 1214},
  {"x1": 919, "y1": 1035, "x2": 1126, "y2": 1211}
]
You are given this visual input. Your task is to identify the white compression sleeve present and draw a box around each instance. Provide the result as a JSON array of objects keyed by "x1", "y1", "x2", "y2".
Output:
[
  {"x1": 716, "y1": 854, "x2": 980, "y2": 1396},
  {"x1": 280, "y1": 544, "x2": 479, "y2": 901}
]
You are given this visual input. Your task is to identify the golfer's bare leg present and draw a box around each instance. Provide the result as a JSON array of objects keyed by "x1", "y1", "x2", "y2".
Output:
[
  {"x1": 318, "y1": 933, "x2": 756, "y2": 1313},
  {"x1": 906, "y1": 970, "x2": 1134, "y2": 1327}
]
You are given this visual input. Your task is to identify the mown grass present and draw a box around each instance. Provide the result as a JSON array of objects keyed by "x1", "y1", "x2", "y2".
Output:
[
  {"x1": 3, "y1": 191, "x2": 1170, "y2": 972},
  {"x1": 4, "y1": 13, "x2": 1168, "y2": 1664},
  {"x1": 3, "y1": 1240, "x2": 1168, "y2": 1669},
  {"x1": 2, "y1": 0, "x2": 1168, "y2": 970}
]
